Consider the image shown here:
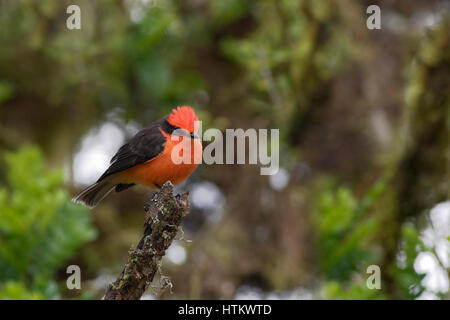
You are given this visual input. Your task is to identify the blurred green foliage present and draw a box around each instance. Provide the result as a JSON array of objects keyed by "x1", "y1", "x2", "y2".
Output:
[
  {"x1": 315, "y1": 185, "x2": 379, "y2": 281},
  {"x1": 315, "y1": 180, "x2": 435, "y2": 300},
  {"x1": 0, "y1": 0, "x2": 448, "y2": 300},
  {"x1": 315, "y1": 182, "x2": 383, "y2": 299},
  {"x1": 0, "y1": 147, "x2": 97, "y2": 299},
  {"x1": 391, "y1": 224, "x2": 427, "y2": 299},
  {"x1": 221, "y1": 0, "x2": 349, "y2": 129}
]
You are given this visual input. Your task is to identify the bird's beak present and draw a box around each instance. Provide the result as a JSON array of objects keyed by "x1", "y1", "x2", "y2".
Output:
[
  {"x1": 172, "y1": 129, "x2": 190, "y2": 138},
  {"x1": 172, "y1": 130, "x2": 200, "y2": 139}
]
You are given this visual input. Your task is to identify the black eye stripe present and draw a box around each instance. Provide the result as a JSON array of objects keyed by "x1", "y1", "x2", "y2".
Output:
[
  {"x1": 161, "y1": 120, "x2": 179, "y2": 134},
  {"x1": 162, "y1": 119, "x2": 198, "y2": 138}
]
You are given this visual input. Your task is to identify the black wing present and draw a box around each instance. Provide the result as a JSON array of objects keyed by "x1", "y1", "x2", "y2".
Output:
[{"x1": 97, "y1": 117, "x2": 169, "y2": 182}]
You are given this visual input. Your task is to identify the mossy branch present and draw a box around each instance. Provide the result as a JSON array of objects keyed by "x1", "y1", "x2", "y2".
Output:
[{"x1": 104, "y1": 182, "x2": 189, "y2": 300}]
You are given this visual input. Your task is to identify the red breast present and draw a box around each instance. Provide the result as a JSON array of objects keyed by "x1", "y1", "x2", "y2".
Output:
[{"x1": 115, "y1": 129, "x2": 202, "y2": 188}]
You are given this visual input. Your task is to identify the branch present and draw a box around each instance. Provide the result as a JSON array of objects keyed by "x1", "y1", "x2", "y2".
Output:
[{"x1": 104, "y1": 182, "x2": 189, "y2": 300}]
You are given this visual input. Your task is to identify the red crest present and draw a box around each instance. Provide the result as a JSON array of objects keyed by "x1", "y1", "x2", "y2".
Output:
[{"x1": 167, "y1": 106, "x2": 199, "y2": 132}]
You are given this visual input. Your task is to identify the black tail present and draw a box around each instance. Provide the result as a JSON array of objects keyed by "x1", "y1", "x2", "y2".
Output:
[{"x1": 72, "y1": 180, "x2": 116, "y2": 208}]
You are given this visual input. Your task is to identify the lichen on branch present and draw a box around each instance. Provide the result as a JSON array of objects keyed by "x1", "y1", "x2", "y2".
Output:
[{"x1": 104, "y1": 182, "x2": 189, "y2": 300}]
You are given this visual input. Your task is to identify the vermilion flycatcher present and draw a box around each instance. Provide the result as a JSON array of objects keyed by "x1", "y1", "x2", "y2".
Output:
[{"x1": 73, "y1": 106, "x2": 202, "y2": 208}]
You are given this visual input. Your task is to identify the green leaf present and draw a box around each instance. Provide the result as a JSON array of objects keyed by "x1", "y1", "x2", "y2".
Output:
[{"x1": 0, "y1": 146, "x2": 97, "y2": 299}]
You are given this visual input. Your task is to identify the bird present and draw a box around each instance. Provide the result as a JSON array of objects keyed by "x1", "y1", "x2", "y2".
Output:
[{"x1": 73, "y1": 106, "x2": 202, "y2": 208}]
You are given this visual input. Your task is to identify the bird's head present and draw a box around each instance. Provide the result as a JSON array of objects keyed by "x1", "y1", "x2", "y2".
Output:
[{"x1": 167, "y1": 106, "x2": 200, "y2": 138}]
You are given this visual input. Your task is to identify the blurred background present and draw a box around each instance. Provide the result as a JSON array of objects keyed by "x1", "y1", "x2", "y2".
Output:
[{"x1": 0, "y1": 0, "x2": 449, "y2": 300}]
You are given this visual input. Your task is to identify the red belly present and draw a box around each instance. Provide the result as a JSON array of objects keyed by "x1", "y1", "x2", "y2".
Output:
[{"x1": 114, "y1": 132, "x2": 202, "y2": 188}]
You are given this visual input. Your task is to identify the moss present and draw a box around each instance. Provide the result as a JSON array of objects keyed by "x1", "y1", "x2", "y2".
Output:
[{"x1": 104, "y1": 182, "x2": 189, "y2": 300}]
